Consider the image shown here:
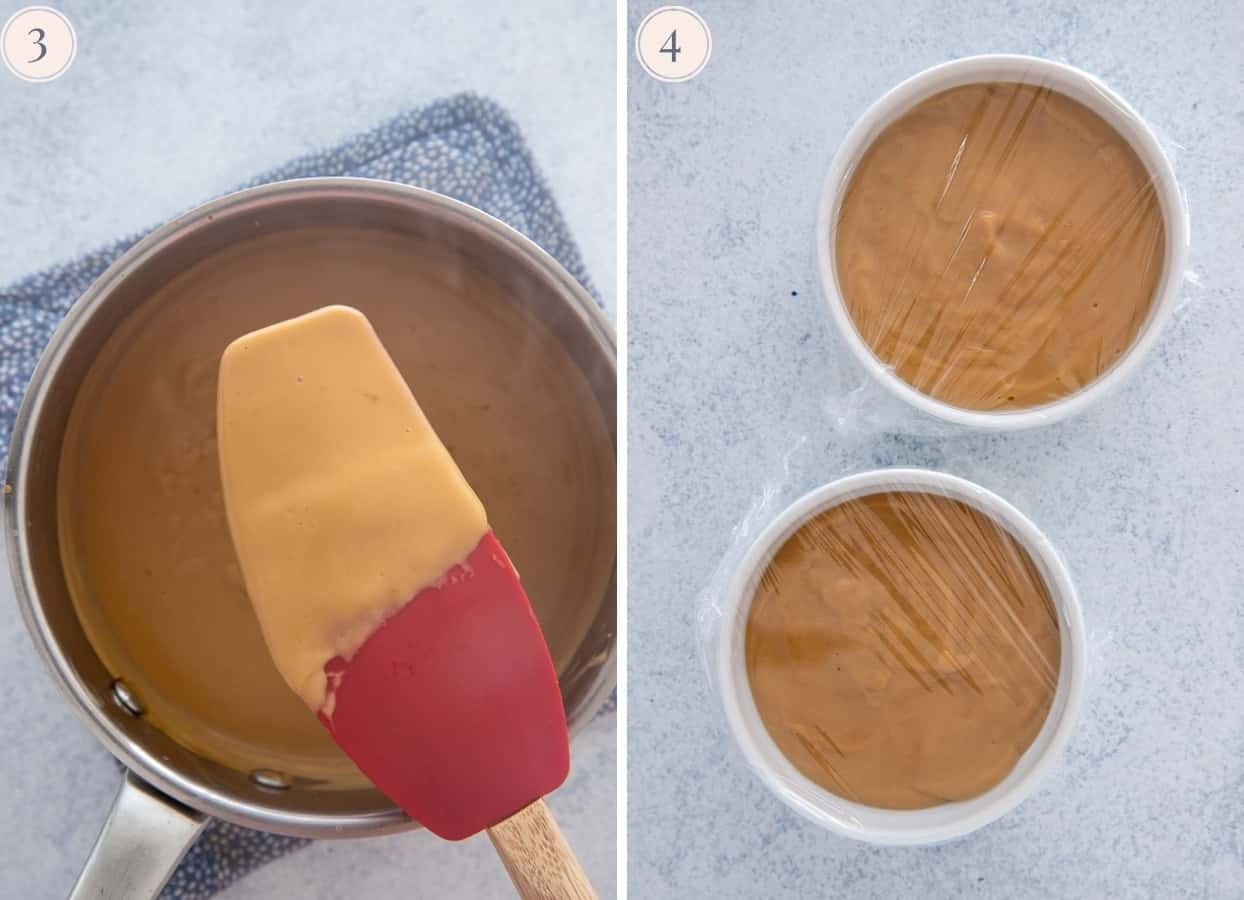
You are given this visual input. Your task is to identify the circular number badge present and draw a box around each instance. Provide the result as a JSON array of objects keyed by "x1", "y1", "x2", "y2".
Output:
[
  {"x1": 3, "y1": 6, "x2": 76, "y2": 83},
  {"x1": 636, "y1": 6, "x2": 711, "y2": 84}
]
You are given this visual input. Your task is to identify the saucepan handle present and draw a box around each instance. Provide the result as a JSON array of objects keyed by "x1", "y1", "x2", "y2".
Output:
[{"x1": 69, "y1": 771, "x2": 208, "y2": 900}]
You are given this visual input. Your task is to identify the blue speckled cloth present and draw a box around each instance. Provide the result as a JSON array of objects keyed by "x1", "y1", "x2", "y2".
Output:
[{"x1": 0, "y1": 93, "x2": 596, "y2": 899}]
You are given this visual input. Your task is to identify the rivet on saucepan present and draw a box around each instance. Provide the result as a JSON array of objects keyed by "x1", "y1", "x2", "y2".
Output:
[
  {"x1": 110, "y1": 679, "x2": 144, "y2": 717},
  {"x1": 250, "y1": 769, "x2": 291, "y2": 791}
]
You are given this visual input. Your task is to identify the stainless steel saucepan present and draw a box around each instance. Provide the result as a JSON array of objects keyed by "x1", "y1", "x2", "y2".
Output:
[{"x1": 4, "y1": 178, "x2": 616, "y2": 898}]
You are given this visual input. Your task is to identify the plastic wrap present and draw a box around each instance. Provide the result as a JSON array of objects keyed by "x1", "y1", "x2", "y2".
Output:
[
  {"x1": 815, "y1": 55, "x2": 1192, "y2": 432},
  {"x1": 698, "y1": 459, "x2": 1086, "y2": 845}
]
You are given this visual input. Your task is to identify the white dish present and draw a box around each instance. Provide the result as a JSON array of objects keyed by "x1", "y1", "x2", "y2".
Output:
[
  {"x1": 815, "y1": 54, "x2": 1189, "y2": 429},
  {"x1": 716, "y1": 468, "x2": 1086, "y2": 845}
]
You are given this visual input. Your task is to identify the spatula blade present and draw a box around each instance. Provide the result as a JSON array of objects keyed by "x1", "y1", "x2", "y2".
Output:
[{"x1": 321, "y1": 531, "x2": 570, "y2": 840}]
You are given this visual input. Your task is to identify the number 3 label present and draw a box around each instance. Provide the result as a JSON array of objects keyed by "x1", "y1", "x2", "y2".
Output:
[
  {"x1": 3, "y1": 6, "x2": 76, "y2": 83},
  {"x1": 636, "y1": 7, "x2": 711, "y2": 84}
]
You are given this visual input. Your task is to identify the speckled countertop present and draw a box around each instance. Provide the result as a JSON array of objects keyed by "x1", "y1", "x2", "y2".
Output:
[
  {"x1": 0, "y1": 2, "x2": 615, "y2": 897},
  {"x1": 628, "y1": 0, "x2": 1244, "y2": 896}
]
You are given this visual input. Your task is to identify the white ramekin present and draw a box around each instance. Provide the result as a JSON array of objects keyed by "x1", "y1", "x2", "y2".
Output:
[
  {"x1": 716, "y1": 468, "x2": 1086, "y2": 845},
  {"x1": 815, "y1": 55, "x2": 1190, "y2": 430}
]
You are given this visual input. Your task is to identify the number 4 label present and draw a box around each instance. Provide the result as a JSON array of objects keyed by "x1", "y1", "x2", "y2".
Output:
[
  {"x1": 660, "y1": 30, "x2": 681, "y2": 64},
  {"x1": 637, "y1": 7, "x2": 711, "y2": 84}
]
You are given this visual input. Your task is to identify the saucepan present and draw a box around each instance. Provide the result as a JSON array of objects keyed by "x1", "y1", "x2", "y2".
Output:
[{"x1": 3, "y1": 178, "x2": 616, "y2": 897}]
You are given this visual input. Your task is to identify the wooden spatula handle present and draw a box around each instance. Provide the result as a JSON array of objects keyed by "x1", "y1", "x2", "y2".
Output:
[{"x1": 486, "y1": 798, "x2": 597, "y2": 899}]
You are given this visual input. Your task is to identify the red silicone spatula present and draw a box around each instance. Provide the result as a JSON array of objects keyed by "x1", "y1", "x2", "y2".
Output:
[
  {"x1": 325, "y1": 532, "x2": 592, "y2": 897},
  {"x1": 216, "y1": 305, "x2": 596, "y2": 899}
]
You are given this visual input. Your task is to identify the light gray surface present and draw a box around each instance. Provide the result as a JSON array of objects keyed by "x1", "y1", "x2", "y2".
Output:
[
  {"x1": 0, "y1": 2, "x2": 615, "y2": 898},
  {"x1": 0, "y1": 0, "x2": 615, "y2": 313},
  {"x1": 628, "y1": 0, "x2": 1244, "y2": 897}
]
